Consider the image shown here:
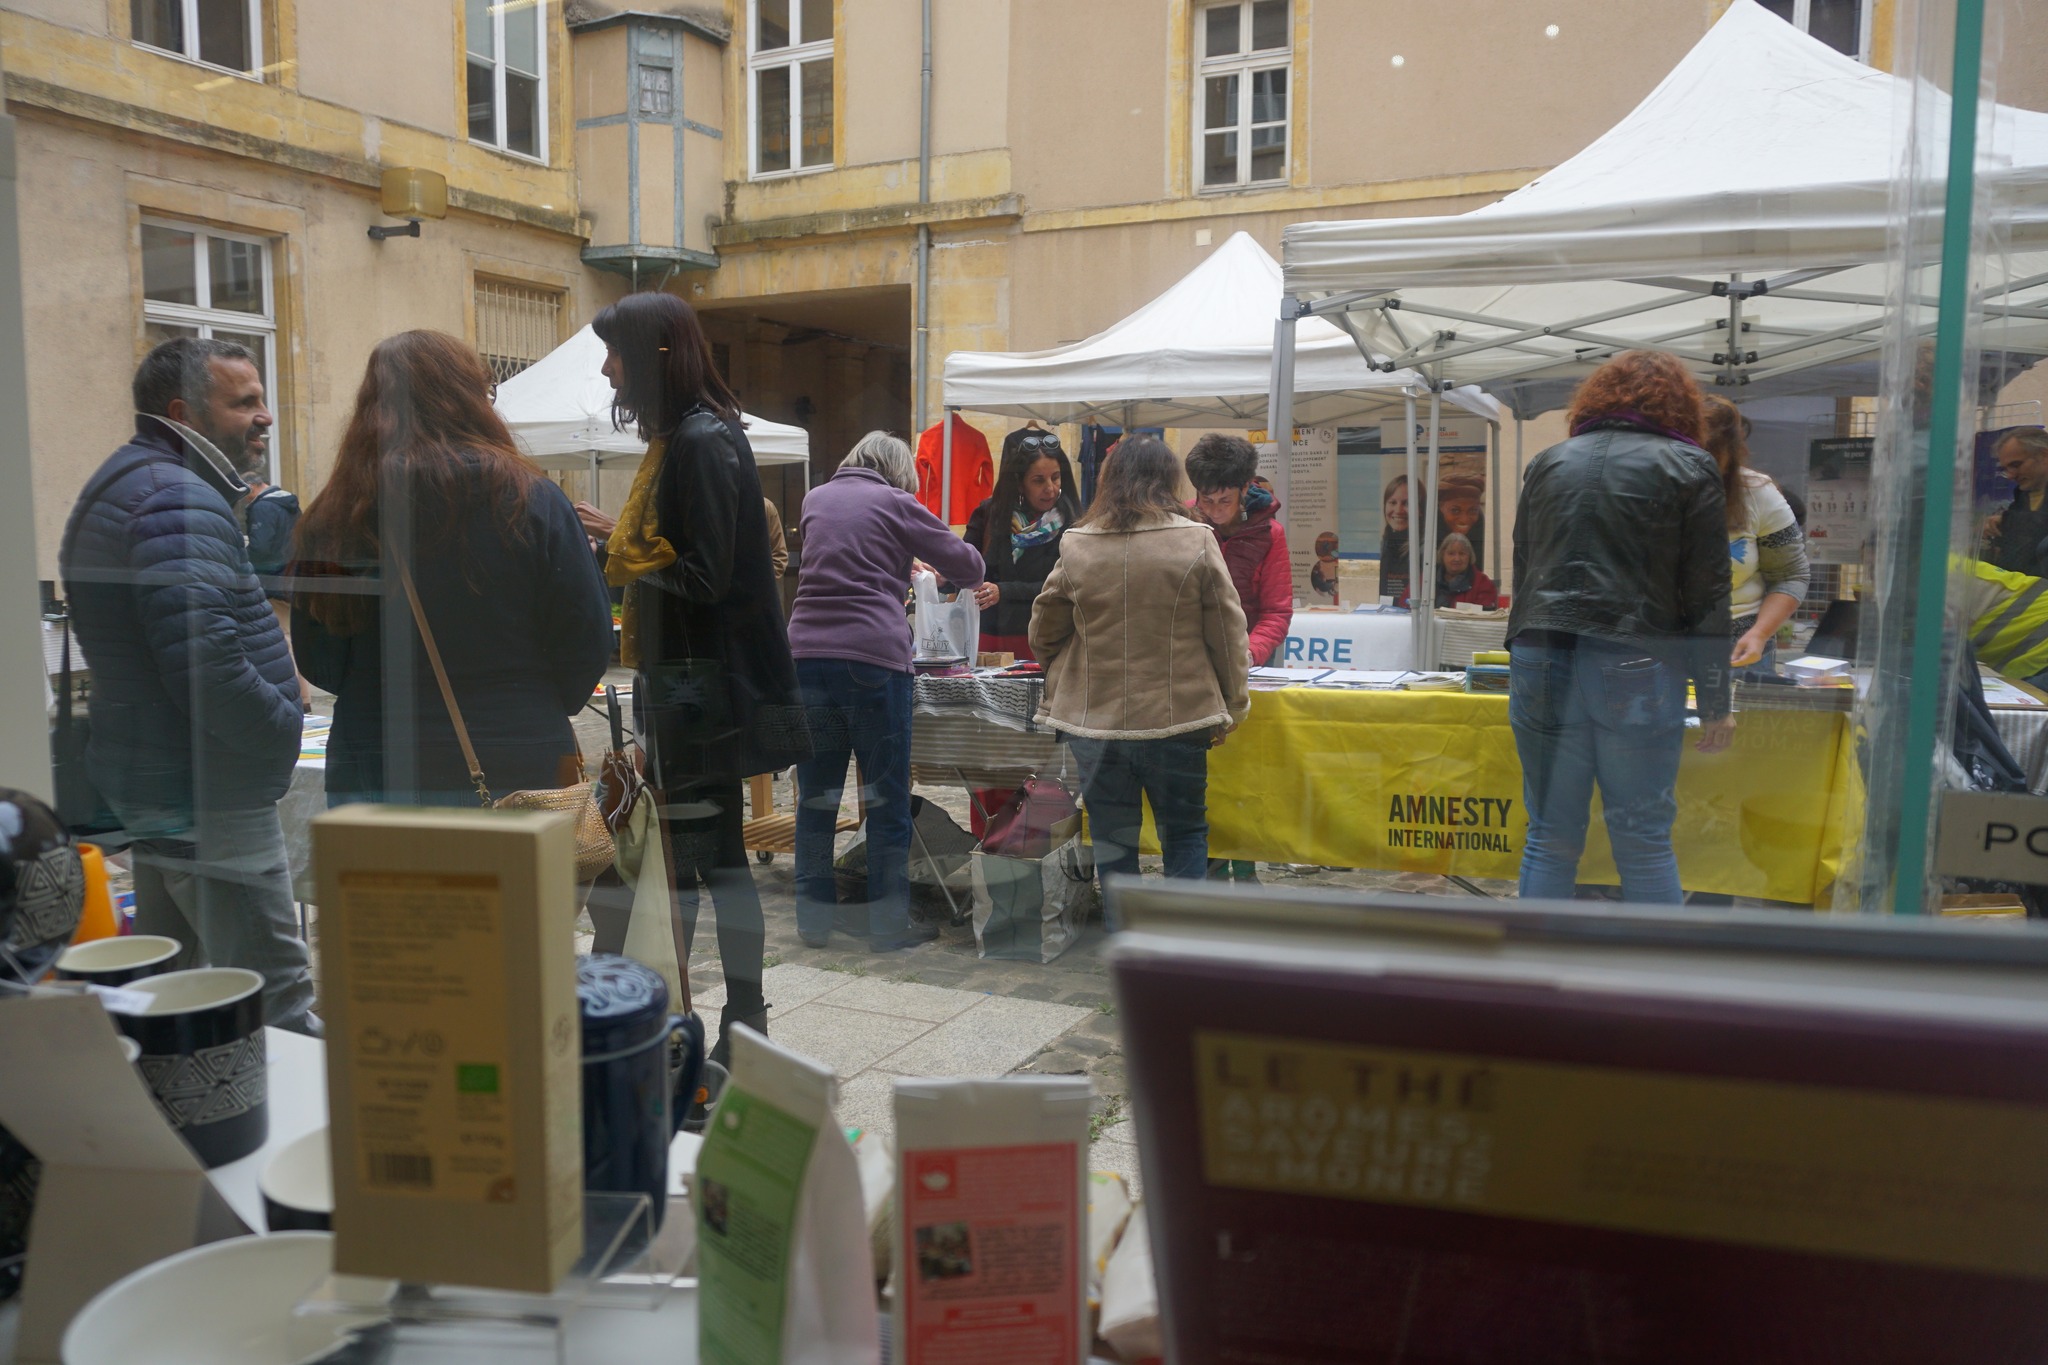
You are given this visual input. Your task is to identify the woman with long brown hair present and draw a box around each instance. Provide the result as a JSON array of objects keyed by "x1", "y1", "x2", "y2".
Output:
[
  {"x1": 592, "y1": 291, "x2": 807, "y2": 1064},
  {"x1": 1700, "y1": 395, "x2": 1809, "y2": 675},
  {"x1": 1030, "y1": 435, "x2": 1250, "y2": 924},
  {"x1": 1506, "y1": 349, "x2": 1732, "y2": 905},
  {"x1": 291, "y1": 330, "x2": 613, "y2": 806}
]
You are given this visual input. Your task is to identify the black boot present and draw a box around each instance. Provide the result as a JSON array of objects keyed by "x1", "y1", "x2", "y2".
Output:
[{"x1": 710, "y1": 1003, "x2": 768, "y2": 1069}]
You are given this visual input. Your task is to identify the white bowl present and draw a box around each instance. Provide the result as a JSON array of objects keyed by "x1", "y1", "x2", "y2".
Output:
[{"x1": 63, "y1": 1231, "x2": 376, "y2": 1364}]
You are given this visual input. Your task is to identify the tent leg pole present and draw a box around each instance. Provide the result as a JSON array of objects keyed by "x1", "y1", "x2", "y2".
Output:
[
  {"x1": 941, "y1": 406, "x2": 955, "y2": 525},
  {"x1": 1424, "y1": 385, "x2": 1442, "y2": 670},
  {"x1": 1269, "y1": 309, "x2": 1298, "y2": 517},
  {"x1": 1405, "y1": 390, "x2": 1420, "y2": 668},
  {"x1": 1489, "y1": 419, "x2": 1502, "y2": 589}
]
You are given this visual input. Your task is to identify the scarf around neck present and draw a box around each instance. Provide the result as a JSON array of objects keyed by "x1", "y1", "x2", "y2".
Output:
[
  {"x1": 604, "y1": 436, "x2": 676, "y2": 668},
  {"x1": 1010, "y1": 504, "x2": 1066, "y2": 552}
]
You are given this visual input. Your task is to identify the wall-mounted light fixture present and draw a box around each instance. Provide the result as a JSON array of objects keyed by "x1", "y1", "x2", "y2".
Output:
[{"x1": 369, "y1": 167, "x2": 448, "y2": 241}]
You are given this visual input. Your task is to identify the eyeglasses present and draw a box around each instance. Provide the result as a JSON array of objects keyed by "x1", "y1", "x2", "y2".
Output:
[{"x1": 1019, "y1": 432, "x2": 1063, "y2": 454}]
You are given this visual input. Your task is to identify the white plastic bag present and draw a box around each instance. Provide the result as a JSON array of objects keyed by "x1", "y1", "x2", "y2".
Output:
[
  {"x1": 911, "y1": 569, "x2": 979, "y2": 664},
  {"x1": 694, "y1": 1025, "x2": 880, "y2": 1365},
  {"x1": 893, "y1": 1076, "x2": 1093, "y2": 1365},
  {"x1": 969, "y1": 824, "x2": 1096, "y2": 964}
]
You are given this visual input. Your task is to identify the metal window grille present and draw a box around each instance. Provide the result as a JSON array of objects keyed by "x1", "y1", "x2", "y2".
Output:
[{"x1": 475, "y1": 279, "x2": 562, "y2": 384}]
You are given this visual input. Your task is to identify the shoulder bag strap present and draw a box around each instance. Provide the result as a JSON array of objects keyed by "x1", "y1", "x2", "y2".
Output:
[{"x1": 391, "y1": 549, "x2": 493, "y2": 807}]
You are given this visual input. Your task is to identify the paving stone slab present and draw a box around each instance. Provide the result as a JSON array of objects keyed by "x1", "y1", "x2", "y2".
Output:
[
  {"x1": 821, "y1": 974, "x2": 986, "y2": 1023},
  {"x1": 768, "y1": 1001, "x2": 934, "y2": 1077},
  {"x1": 876, "y1": 994, "x2": 1090, "y2": 1078}
]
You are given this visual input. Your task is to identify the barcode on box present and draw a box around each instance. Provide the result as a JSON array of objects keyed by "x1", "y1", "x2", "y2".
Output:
[{"x1": 367, "y1": 1151, "x2": 434, "y2": 1189}]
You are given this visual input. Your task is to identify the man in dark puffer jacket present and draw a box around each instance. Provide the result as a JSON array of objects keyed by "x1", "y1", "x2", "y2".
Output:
[{"x1": 61, "y1": 338, "x2": 317, "y2": 1034}]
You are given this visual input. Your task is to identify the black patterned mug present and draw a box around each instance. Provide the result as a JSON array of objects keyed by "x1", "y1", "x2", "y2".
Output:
[
  {"x1": 54, "y1": 934, "x2": 181, "y2": 987},
  {"x1": 110, "y1": 967, "x2": 268, "y2": 1168}
]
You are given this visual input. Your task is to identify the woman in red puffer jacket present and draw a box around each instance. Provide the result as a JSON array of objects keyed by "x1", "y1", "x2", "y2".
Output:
[{"x1": 1186, "y1": 434, "x2": 1292, "y2": 667}]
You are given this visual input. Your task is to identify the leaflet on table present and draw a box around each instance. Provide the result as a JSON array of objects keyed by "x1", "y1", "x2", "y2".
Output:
[{"x1": 1981, "y1": 670, "x2": 2047, "y2": 709}]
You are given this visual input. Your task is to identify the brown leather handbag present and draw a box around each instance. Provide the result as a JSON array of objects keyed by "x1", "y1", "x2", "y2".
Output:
[{"x1": 395, "y1": 553, "x2": 615, "y2": 882}]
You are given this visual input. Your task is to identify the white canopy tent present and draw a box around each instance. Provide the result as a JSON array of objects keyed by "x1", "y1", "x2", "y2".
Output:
[
  {"x1": 941, "y1": 232, "x2": 1502, "y2": 603},
  {"x1": 495, "y1": 324, "x2": 811, "y2": 486},
  {"x1": 943, "y1": 230, "x2": 1497, "y2": 428},
  {"x1": 1270, "y1": 0, "x2": 2048, "y2": 664},
  {"x1": 1275, "y1": 0, "x2": 2048, "y2": 420}
]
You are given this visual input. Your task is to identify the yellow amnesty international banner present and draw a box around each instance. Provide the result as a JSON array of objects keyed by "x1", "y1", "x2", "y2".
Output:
[
  {"x1": 1144, "y1": 689, "x2": 1855, "y2": 903},
  {"x1": 1195, "y1": 1031, "x2": 2048, "y2": 1280}
]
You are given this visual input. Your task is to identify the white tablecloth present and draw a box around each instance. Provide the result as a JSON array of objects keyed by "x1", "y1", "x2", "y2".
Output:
[{"x1": 1278, "y1": 609, "x2": 1413, "y2": 670}]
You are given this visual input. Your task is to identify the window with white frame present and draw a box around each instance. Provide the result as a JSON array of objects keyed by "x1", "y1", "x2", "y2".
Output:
[
  {"x1": 749, "y1": 0, "x2": 834, "y2": 178},
  {"x1": 131, "y1": 0, "x2": 262, "y2": 74},
  {"x1": 1757, "y1": 0, "x2": 1872, "y2": 61},
  {"x1": 475, "y1": 278, "x2": 563, "y2": 385},
  {"x1": 1197, "y1": 0, "x2": 1290, "y2": 191},
  {"x1": 140, "y1": 220, "x2": 279, "y2": 479},
  {"x1": 467, "y1": 0, "x2": 546, "y2": 160}
]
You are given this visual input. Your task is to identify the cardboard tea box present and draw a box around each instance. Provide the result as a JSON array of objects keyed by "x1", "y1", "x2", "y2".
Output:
[{"x1": 312, "y1": 806, "x2": 583, "y2": 1293}]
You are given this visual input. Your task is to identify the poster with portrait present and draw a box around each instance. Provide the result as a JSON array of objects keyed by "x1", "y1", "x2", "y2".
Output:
[
  {"x1": 1252, "y1": 425, "x2": 1339, "y2": 603},
  {"x1": 1376, "y1": 416, "x2": 1491, "y2": 606}
]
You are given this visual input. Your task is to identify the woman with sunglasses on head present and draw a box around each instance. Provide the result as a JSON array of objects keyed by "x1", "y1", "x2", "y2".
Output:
[
  {"x1": 960, "y1": 426, "x2": 1079, "y2": 661},
  {"x1": 590, "y1": 292, "x2": 810, "y2": 1066}
]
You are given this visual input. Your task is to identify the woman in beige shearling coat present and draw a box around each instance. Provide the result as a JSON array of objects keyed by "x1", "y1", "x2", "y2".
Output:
[{"x1": 1030, "y1": 435, "x2": 1250, "y2": 922}]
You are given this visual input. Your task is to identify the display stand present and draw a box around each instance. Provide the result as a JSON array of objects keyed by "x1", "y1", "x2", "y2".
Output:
[{"x1": 294, "y1": 1191, "x2": 693, "y2": 1364}]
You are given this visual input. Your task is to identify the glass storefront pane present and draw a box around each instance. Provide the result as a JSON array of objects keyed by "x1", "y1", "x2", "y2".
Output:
[
  {"x1": 756, "y1": 65, "x2": 790, "y2": 172},
  {"x1": 207, "y1": 237, "x2": 264, "y2": 314},
  {"x1": 799, "y1": 58, "x2": 832, "y2": 168},
  {"x1": 195, "y1": 0, "x2": 251, "y2": 72},
  {"x1": 140, "y1": 223, "x2": 196, "y2": 306}
]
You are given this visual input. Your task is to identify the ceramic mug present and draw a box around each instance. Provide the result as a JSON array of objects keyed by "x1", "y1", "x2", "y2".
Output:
[
  {"x1": 260, "y1": 1127, "x2": 333, "y2": 1232},
  {"x1": 111, "y1": 967, "x2": 268, "y2": 1168},
  {"x1": 54, "y1": 934, "x2": 181, "y2": 987}
]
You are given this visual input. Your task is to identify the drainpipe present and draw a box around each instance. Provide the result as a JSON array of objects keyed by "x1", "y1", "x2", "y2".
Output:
[{"x1": 916, "y1": 0, "x2": 934, "y2": 447}]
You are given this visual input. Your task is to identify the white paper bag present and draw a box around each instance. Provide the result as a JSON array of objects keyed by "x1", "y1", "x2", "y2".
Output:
[
  {"x1": 695, "y1": 1025, "x2": 879, "y2": 1365},
  {"x1": 892, "y1": 1076, "x2": 1093, "y2": 1365}
]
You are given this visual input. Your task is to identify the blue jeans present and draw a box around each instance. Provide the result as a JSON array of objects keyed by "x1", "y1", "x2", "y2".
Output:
[
  {"x1": 795, "y1": 659, "x2": 914, "y2": 944},
  {"x1": 1068, "y1": 733, "x2": 1211, "y2": 928},
  {"x1": 1508, "y1": 635, "x2": 1688, "y2": 905}
]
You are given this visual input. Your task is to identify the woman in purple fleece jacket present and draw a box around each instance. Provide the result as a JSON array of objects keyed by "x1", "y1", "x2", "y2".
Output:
[{"x1": 787, "y1": 431, "x2": 986, "y2": 951}]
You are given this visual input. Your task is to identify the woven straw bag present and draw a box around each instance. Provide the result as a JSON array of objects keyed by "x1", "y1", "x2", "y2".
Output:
[{"x1": 395, "y1": 553, "x2": 615, "y2": 882}]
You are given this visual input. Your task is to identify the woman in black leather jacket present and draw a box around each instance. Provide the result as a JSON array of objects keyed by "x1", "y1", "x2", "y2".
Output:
[
  {"x1": 593, "y1": 292, "x2": 809, "y2": 1064},
  {"x1": 1506, "y1": 350, "x2": 1732, "y2": 905}
]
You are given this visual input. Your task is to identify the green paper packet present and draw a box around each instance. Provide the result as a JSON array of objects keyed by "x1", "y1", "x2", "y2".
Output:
[{"x1": 694, "y1": 1025, "x2": 880, "y2": 1364}]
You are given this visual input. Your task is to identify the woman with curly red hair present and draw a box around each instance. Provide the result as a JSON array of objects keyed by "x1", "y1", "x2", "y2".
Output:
[{"x1": 1506, "y1": 350, "x2": 1732, "y2": 904}]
